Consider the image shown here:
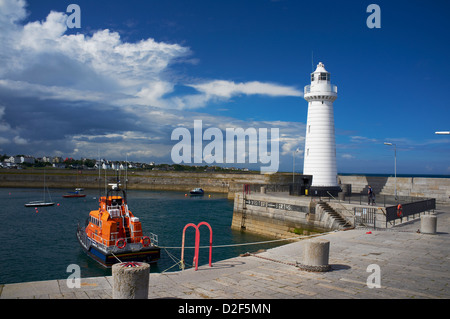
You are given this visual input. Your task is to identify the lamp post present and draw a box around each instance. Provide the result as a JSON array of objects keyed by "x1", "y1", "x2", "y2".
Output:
[
  {"x1": 293, "y1": 148, "x2": 300, "y2": 184},
  {"x1": 384, "y1": 142, "x2": 397, "y2": 200}
]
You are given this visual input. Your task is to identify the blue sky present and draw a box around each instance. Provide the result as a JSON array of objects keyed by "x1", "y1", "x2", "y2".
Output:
[{"x1": 0, "y1": 0, "x2": 449, "y2": 174}]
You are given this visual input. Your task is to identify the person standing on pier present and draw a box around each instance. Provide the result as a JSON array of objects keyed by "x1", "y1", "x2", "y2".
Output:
[{"x1": 368, "y1": 185, "x2": 376, "y2": 205}]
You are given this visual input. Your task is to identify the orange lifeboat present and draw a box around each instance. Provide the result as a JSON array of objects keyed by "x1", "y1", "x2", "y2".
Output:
[{"x1": 76, "y1": 183, "x2": 160, "y2": 268}]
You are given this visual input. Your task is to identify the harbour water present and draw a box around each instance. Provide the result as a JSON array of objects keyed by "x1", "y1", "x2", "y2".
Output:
[{"x1": 0, "y1": 187, "x2": 283, "y2": 285}]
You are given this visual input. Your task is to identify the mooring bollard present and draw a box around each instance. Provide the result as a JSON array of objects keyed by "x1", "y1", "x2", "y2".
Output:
[
  {"x1": 112, "y1": 262, "x2": 150, "y2": 299},
  {"x1": 420, "y1": 214, "x2": 437, "y2": 235},
  {"x1": 298, "y1": 238, "x2": 330, "y2": 272}
]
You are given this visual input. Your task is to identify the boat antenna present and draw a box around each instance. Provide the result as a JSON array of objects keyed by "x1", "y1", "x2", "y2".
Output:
[
  {"x1": 104, "y1": 163, "x2": 107, "y2": 196},
  {"x1": 97, "y1": 150, "x2": 101, "y2": 201},
  {"x1": 116, "y1": 167, "x2": 120, "y2": 190},
  {"x1": 125, "y1": 155, "x2": 128, "y2": 192}
]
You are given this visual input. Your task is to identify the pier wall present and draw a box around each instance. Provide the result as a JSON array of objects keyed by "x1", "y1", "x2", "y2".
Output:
[{"x1": 231, "y1": 193, "x2": 332, "y2": 239}]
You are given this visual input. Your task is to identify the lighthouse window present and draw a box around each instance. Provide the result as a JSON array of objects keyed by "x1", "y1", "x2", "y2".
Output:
[
  {"x1": 311, "y1": 74, "x2": 315, "y2": 81},
  {"x1": 319, "y1": 73, "x2": 328, "y2": 81}
]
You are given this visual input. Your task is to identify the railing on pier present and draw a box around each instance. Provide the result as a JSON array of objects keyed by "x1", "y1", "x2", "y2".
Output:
[
  {"x1": 354, "y1": 207, "x2": 377, "y2": 228},
  {"x1": 323, "y1": 192, "x2": 435, "y2": 208},
  {"x1": 385, "y1": 198, "x2": 435, "y2": 227}
]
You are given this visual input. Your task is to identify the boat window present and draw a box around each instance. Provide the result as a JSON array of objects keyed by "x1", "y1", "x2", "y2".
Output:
[{"x1": 90, "y1": 216, "x2": 100, "y2": 226}]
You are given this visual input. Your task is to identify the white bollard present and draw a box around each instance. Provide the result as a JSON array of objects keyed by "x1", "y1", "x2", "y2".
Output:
[
  {"x1": 420, "y1": 214, "x2": 437, "y2": 235},
  {"x1": 112, "y1": 262, "x2": 150, "y2": 299},
  {"x1": 298, "y1": 238, "x2": 330, "y2": 272}
]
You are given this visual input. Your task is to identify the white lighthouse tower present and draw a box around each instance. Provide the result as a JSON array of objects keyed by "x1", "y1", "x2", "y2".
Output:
[{"x1": 303, "y1": 62, "x2": 340, "y2": 196}]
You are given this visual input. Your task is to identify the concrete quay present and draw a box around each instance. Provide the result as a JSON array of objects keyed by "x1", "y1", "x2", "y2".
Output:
[{"x1": 1, "y1": 206, "x2": 449, "y2": 300}]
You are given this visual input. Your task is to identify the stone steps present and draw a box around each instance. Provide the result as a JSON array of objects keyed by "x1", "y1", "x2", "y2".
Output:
[{"x1": 317, "y1": 201, "x2": 350, "y2": 229}]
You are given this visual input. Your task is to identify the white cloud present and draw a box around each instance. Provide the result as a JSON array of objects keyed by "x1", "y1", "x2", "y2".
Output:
[
  {"x1": 0, "y1": 0, "x2": 26, "y2": 26},
  {"x1": 164, "y1": 80, "x2": 303, "y2": 110},
  {"x1": 13, "y1": 135, "x2": 27, "y2": 145},
  {"x1": 189, "y1": 79, "x2": 302, "y2": 98},
  {"x1": 0, "y1": 1, "x2": 190, "y2": 107},
  {"x1": 350, "y1": 136, "x2": 380, "y2": 144}
]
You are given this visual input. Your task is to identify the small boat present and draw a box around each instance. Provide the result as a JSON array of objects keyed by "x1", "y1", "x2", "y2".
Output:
[
  {"x1": 76, "y1": 183, "x2": 160, "y2": 268},
  {"x1": 25, "y1": 200, "x2": 55, "y2": 207},
  {"x1": 189, "y1": 188, "x2": 204, "y2": 196},
  {"x1": 63, "y1": 190, "x2": 86, "y2": 198},
  {"x1": 25, "y1": 169, "x2": 55, "y2": 207}
]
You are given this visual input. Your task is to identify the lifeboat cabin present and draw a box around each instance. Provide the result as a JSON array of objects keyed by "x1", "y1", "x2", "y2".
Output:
[{"x1": 77, "y1": 184, "x2": 160, "y2": 268}]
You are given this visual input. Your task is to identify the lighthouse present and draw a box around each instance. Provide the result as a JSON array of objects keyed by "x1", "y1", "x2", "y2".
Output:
[{"x1": 303, "y1": 62, "x2": 340, "y2": 196}]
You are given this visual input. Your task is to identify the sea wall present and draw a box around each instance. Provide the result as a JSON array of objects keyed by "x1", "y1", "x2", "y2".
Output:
[
  {"x1": 0, "y1": 169, "x2": 293, "y2": 196},
  {"x1": 1, "y1": 169, "x2": 449, "y2": 203}
]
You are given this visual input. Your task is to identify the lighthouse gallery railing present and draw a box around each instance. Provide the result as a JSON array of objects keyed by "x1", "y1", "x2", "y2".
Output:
[{"x1": 304, "y1": 84, "x2": 337, "y2": 94}]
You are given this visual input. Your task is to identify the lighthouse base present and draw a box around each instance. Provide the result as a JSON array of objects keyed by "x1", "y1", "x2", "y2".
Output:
[{"x1": 308, "y1": 186, "x2": 342, "y2": 197}]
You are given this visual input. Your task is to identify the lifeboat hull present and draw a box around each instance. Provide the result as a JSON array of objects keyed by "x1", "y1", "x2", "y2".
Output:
[{"x1": 77, "y1": 226, "x2": 160, "y2": 268}]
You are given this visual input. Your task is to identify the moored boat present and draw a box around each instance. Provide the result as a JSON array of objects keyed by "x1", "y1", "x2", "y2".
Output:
[
  {"x1": 25, "y1": 200, "x2": 55, "y2": 207},
  {"x1": 189, "y1": 188, "x2": 204, "y2": 196},
  {"x1": 63, "y1": 190, "x2": 86, "y2": 198},
  {"x1": 76, "y1": 183, "x2": 160, "y2": 268},
  {"x1": 25, "y1": 169, "x2": 54, "y2": 207}
]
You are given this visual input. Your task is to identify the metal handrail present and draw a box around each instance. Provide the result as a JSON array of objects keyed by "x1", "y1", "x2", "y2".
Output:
[{"x1": 326, "y1": 191, "x2": 354, "y2": 228}]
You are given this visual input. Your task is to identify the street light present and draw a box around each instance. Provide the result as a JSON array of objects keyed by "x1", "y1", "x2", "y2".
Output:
[
  {"x1": 292, "y1": 148, "x2": 300, "y2": 184},
  {"x1": 384, "y1": 142, "x2": 397, "y2": 200}
]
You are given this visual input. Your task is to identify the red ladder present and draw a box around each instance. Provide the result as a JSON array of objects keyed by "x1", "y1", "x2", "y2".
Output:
[{"x1": 181, "y1": 222, "x2": 213, "y2": 271}]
